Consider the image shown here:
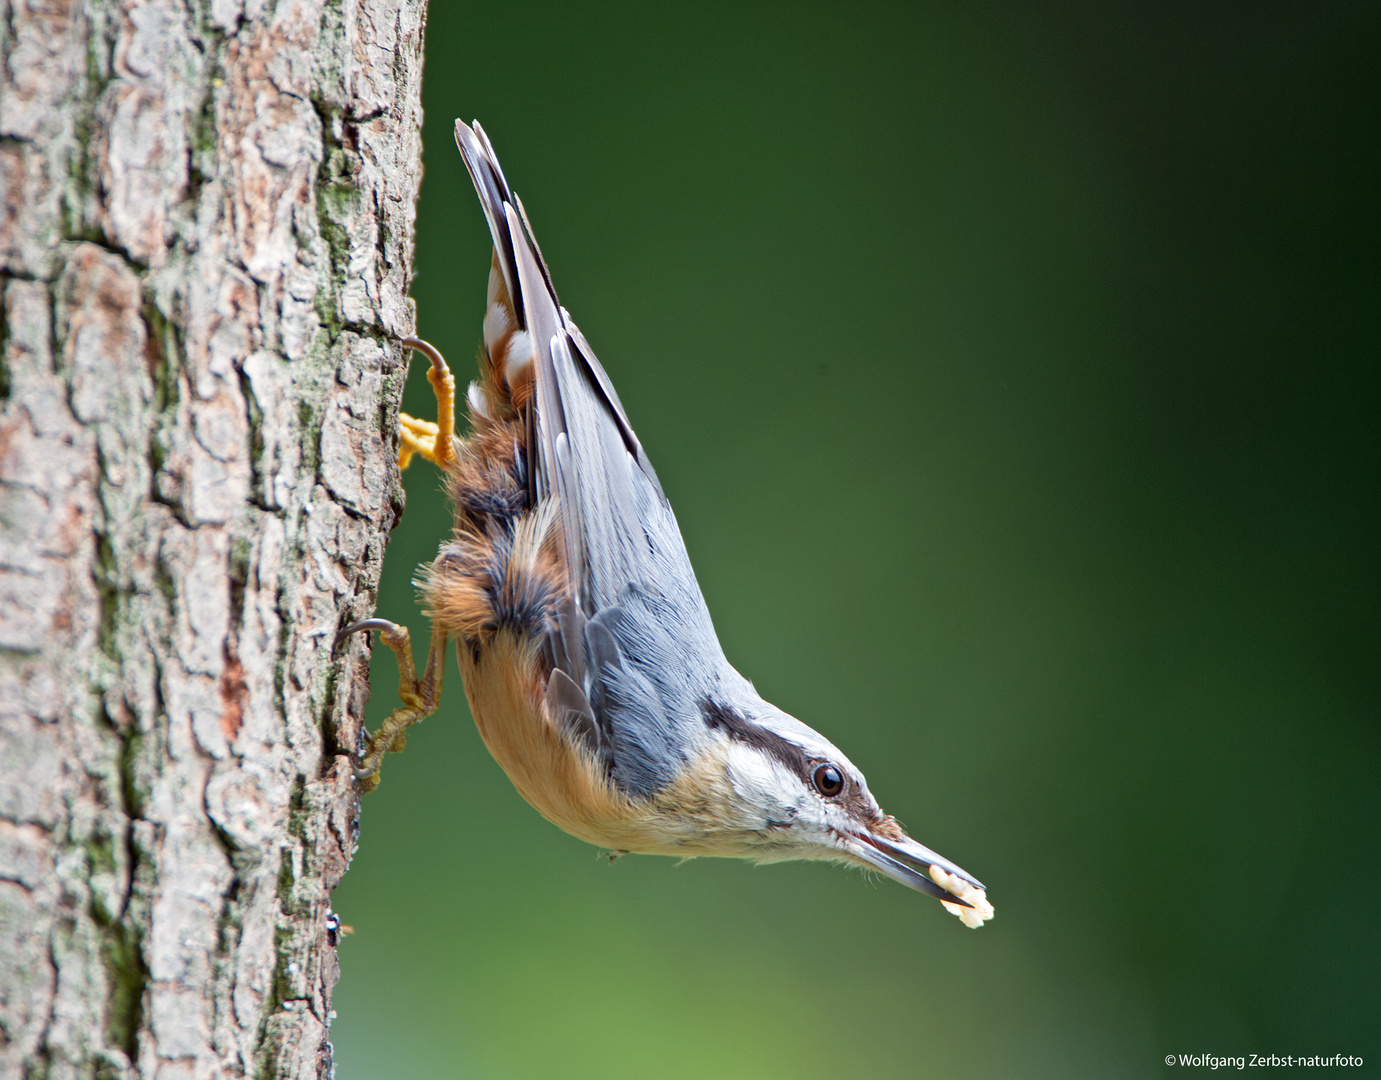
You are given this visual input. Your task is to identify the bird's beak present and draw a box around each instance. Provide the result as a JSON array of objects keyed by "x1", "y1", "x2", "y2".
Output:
[{"x1": 846, "y1": 828, "x2": 995, "y2": 928}]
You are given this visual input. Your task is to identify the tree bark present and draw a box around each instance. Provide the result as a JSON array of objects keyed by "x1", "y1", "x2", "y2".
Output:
[{"x1": 0, "y1": 1, "x2": 424, "y2": 1076}]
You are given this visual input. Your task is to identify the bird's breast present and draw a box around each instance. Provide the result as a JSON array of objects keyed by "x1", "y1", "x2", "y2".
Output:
[
  {"x1": 457, "y1": 632, "x2": 772, "y2": 859},
  {"x1": 458, "y1": 632, "x2": 648, "y2": 850}
]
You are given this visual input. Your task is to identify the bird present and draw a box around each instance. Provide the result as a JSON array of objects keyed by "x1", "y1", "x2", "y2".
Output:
[{"x1": 340, "y1": 119, "x2": 994, "y2": 927}]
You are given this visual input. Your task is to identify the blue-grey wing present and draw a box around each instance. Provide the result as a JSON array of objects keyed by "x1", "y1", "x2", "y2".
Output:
[{"x1": 455, "y1": 120, "x2": 739, "y2": 796}]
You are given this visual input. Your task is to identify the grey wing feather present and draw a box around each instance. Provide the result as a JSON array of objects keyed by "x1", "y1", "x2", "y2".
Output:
[{"x1": 455, "y1": 120, "x2": 747, "y2": 795}]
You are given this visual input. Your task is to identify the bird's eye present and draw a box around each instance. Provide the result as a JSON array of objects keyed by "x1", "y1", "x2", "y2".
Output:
[{"x1": 812, "y1": 763, "x2": 845, "y2": 798}]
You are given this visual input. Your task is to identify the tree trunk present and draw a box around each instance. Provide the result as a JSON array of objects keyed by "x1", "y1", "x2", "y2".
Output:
[{"x1": 0, "y1": 1, "x2": 424, "y2": 1076}]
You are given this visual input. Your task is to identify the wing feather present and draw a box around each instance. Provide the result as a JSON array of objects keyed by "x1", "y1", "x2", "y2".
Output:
[{"x1": 454, "y1": 120, "x2": 749, "y2": 797}]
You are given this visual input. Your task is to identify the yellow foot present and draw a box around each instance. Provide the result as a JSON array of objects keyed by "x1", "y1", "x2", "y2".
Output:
[
  {"x1": 336, "y1": 617, "x2": 448, "y2": 792},
  {"x1": 398, "y1": 412, "x2": 442, "y2": 470},
  {"x1": 397, "y1": 336, "x2": 458, "y2": 471}
]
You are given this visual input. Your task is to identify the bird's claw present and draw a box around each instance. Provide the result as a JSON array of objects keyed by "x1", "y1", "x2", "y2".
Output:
[
  {"x1": 338, "y1": 618, "x2": 448, "y2": 792},
  {"x1": 396, "y1": 337, "x2": 458, "y2": 471},
  {"x1": 334, "y1": 617, "x2": 400, "y2": 655}
]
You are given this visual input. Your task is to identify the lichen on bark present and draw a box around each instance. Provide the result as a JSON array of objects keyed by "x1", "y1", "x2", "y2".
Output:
[{"x1": 0, "y1": 1, "x2": 426, "y2": 1076}]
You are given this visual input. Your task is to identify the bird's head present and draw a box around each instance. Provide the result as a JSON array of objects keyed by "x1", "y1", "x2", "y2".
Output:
[{"x1": 682, "y1": 699, "x2": 994, "y2": 927}]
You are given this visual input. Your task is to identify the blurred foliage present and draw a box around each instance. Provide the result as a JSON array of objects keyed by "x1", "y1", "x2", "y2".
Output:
[{"x1": 331, "y1": 2, "x2": 1379, "y2": 1076}]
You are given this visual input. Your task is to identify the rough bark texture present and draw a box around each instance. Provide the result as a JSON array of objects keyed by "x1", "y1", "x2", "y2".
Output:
[{"x1": 0, "y1": 0, "x2": 424, "y2": 1076}]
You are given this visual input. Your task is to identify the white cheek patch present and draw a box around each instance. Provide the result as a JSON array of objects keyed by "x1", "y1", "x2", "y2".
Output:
[
  {"x1": 723, "y1": 743, "x2": 799, "y2": 829},
  {"x1": 724, "y1": 743, "x2": 777, "y2": 798}
]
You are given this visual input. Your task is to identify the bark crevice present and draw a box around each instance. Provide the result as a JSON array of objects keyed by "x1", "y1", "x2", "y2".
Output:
[{"x1": 0, "y1": 0, "x2": 426, "y2": 1076}]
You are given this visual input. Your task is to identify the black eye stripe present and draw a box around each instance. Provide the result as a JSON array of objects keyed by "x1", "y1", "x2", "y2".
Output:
[
  {"x1": 700, "y1": 700, "x2": 859, "y2": 807},
  {"x1": 700, "y1": 699, "x2": 812, "y2": 785}
]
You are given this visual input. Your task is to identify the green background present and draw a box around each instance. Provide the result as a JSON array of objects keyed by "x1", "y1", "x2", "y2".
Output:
[{"x1": 331, "y1": 3, "x2": 1379, "y2": 1077}]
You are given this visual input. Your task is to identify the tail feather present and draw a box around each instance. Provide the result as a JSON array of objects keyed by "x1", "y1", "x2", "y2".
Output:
[
  {"x1": 456, "y1": 121, "x2": 523, "y2": 327},
  {"x1": 452, "y1": 120, "x2": 660, "y2": 501}
]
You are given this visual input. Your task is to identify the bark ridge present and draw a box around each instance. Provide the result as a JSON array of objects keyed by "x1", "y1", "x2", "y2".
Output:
[{"x1": 0, "y1": 0, "x2": 425, "y2": 1076}]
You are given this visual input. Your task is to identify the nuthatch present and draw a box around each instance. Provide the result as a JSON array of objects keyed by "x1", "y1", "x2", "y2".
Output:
[{"x1": 342, "y1": 121, "x2": 994, "y2": 927}]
